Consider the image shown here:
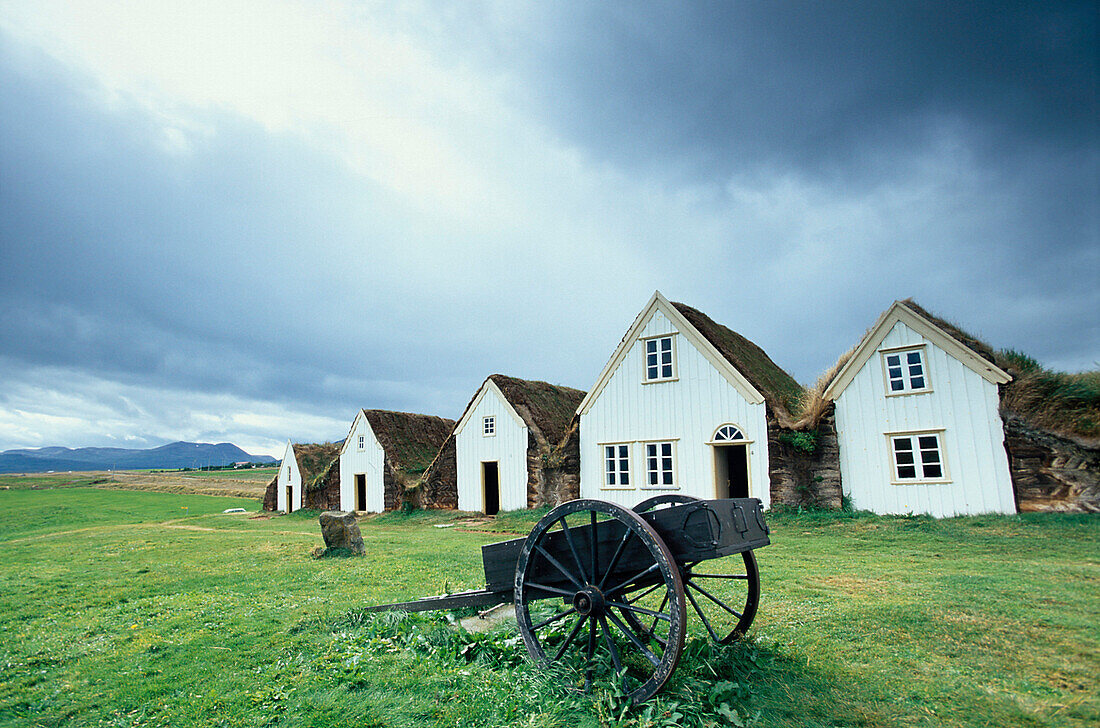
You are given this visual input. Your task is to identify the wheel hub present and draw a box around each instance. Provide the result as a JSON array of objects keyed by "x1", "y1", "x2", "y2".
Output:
[{"x1": 572, "y1": 586, "x2": 605, "y2": 616}]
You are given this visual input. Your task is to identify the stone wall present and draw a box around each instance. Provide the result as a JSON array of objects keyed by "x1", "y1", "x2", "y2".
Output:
[
  {"x1": 303, "y1": 466, "x2": 340, "y2": 511},
  {"x1": 418, "y1": 434, "x2": 458, "y2": 509},
  {"x1": 1003, "y1": 413, "x2": 1099, "y2": 513},
  {"x1": 262, "y1": 477, "x2": 277, "y2": 511},
  {"x1": 527, "y1": 426, "x2": 581, "y2": 508},
  {"x1": 768, "y1": 405, "x2": 843, "y2": 509}
]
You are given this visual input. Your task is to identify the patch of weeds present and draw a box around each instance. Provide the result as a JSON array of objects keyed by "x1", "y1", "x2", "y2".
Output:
[{"x1": 777, "y1": 430, "x2": 818, "y2": 454}]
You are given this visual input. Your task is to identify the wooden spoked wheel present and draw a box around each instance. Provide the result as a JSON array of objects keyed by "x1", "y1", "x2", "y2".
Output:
[
  {"x1": 514, "y1": 499, "x2": 687, "y2": 705},
  {"x1": 633, "y1": 495, "x2": 760, "y2": 644}
]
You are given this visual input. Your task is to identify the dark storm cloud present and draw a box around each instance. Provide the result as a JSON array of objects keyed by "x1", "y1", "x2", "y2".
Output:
[{"x1": 514, "y1": 1, "x2": 1097, "y2": 182}]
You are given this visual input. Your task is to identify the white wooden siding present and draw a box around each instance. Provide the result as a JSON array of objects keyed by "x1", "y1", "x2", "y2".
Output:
[
  {"x1": 456, "y1": 386, "x2": 529, "y2": 512},
  {"x1": 834, "y1": 321, "x2": 1015, "y2": 516},
  {"x1": 276, "y1": 441, "x2": 302, "y2": 512},
  {"x1": 339, "y1": 413, "x2": 386, "y2": 512},
  {"x1": 580, "y1": 309, "x2": 771, "y2": 509}
]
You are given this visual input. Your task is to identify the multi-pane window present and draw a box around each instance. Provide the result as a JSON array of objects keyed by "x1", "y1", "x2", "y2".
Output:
[
  {"x1": 883, "y1": 348, "x2": 929, "y2": 393},
  {"x1": 644, "y1": 336, "x2": 675, "y2": 381},
  {"x1": 891, "y1": 433, "x2": 946, "y2": 481},
  {"x1": 357, "y1": 434, "x2": 365, "y2": 450},
  {"x1": 645, "y1": 442, "x2": 675, "y2": 487},
  {"x1": 603, "y1": 444, "x2": 631, "y2": 487},
  {"x1": 483, "y1": 416, "x2": 495, "y2": 436}
]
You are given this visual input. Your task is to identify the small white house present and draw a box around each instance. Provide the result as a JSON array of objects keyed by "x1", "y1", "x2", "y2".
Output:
[
  {"x1": 271, "y1": 440, "x2": 340, "y2": 512},
  {"x1": 578, "y1": 291, "x2": 803, "y2": 510},
  {"x1": 440, "y1": 374, "x2": 585, "y2": 514},
  {"x1": 823, "y1": 300, "x2": 1015, "y2": 517},
  {"x1": 338, "y1": 409, "x2": 455, "y2": 513}
]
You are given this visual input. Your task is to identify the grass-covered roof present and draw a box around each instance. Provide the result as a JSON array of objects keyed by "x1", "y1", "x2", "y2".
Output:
[
  {"x1": 488, "y1": 374, "x2": 586, "y2": 448},
  {"x1": 292, "y1": 442, "x2": 340, "y2": 490},
  {"x1": 672, "y1": 302, "x2": 804, "y2": 418},
  {"x1": 362, "y1": 409, "x2": 456, "y2": 475}
]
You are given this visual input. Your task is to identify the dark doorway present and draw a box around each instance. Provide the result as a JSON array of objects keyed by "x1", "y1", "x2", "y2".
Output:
[
  {"x1": 285, "y1": 486, "x2": 294, "y2": 513},
  {"x1": 482, "y1": 461, "x2": 500, "y2": 515},
  {"x1": 714, "y1": 445, "x2": 749, "y2": 498},
  {"x1": 355, "y1": 474, "x2": 366, "y2": 511}
]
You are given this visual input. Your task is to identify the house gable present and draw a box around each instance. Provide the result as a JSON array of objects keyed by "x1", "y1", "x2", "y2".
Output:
[
  {"x1": 454, "y1": 378, "x2": 527, "y2": 437},
  {"x1": 824, "y1": 301, "x2": 1011, "y2": 402},
  {"x1": 339, "y1": 410, "x2": 381, "y2": 458},
  {"x1": 577, "y1": 291, "x2": 765, "y2": 417}
]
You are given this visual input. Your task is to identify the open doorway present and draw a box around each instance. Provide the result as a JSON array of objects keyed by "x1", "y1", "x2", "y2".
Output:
[
  {"x1": 482, "y1": 461, "x2": 500, "y2": 515},
  {"x1": 714, "y1": 444, "x2": 750, "y2": 498},
  {"x1": 355, "y1": 474, "x2": 366, "y2": 511},
  {"x1": 285, "y1": 486, "x2": 294, "y2": 513}
]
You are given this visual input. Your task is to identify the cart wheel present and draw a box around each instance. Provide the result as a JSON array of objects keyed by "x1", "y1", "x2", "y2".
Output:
[
  {"x1": 634, "y1": 495, "x2": 760, "y2": 644},
  {"x1": 514, "y1": 499, "x2": 686, "y2": 705}
]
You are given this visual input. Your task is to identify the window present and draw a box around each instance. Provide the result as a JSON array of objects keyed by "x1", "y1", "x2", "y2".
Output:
[
  {"x1": 712, "y1": 425, "x2": 745, "y2": 442},
  {"x1": 645, "y1": 442, "x2": 676, "y2": 488},
  {"x1": 890, "y1": 432, "x2": 947, "y2": 482},
  {"x1": 285, "y1": 465, "x2": 291, "y2": 481},
  {"x1": 644, "y1": 336, "x2": 675, "y2": 382},
  {"x1": 483, "y1": 416, "x2": 495, "y2": 436},
  {"x1": 357, "y1": 434, "x2": 365, "y2": 450},
  {"x1": 882, "y1": 348, "x2": 929, "y2": 394},
  {"x1": 603, "y1": 444, "x2": 631, "y2": 488}
]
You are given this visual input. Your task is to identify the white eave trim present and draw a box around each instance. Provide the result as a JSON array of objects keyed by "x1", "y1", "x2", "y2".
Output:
[
  {"x1": 823, "y1": 301, "x2": 1011, "y2": 401},
  {"x1": 338, "y1": 409, "x2": 381, "y2": 457},
  {"x1": 576, "y1": 290, "x2": 765, "y2": 417},
  {"x1": 453, "y1": 378, "x2": 527, "y2": 436}
]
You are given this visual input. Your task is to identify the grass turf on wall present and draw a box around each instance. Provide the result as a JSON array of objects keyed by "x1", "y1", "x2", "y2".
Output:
[{"x1": 0, "y1": 488, "x2": 1096, "y2": 727}]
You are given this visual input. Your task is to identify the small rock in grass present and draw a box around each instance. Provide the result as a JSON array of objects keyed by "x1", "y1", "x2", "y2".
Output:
[{"x1": 318, "y1": 511, "x2": 366, "y2": 555}]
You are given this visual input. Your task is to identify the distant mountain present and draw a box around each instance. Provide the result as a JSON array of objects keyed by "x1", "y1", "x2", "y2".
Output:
[{"x1": 0, "y1": 442, "x2": 277, "y2": 474}]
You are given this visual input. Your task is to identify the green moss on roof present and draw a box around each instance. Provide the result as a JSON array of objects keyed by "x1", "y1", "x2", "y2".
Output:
[
  {"x1": 362, "y1": 410, "x2": 456, "y2": 475},
  {"x1": 672, "y1": 302, "x2": 804, "y2": 417},
  {"x1": 291, "y1": 442, "x2": 340, "y2": 490},
  {"x1": 488, "y1": 374, "x2": 586, "y2": 448}
]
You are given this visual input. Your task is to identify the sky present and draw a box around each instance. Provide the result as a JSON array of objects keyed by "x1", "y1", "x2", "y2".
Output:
[{"x1": 0, "y1": 1, "x2": 1096, "y2": 458}]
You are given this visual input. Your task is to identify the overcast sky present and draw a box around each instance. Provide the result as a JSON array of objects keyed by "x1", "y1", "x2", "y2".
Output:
[{"x1": 1, "y1": 1, "x2": 1096, "y2": 457}]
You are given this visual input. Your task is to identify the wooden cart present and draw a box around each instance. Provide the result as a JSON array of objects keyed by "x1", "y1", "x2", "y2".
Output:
[{"x1": 366, "y1": 495, "x2": 771, "y2": 703}]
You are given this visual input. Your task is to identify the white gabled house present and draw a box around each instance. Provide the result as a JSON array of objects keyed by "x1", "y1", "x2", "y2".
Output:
[
  {"x1": 337, "y1": 409, "x2": 455, "y2": 513},
  {"x1": 577, "y1": 291, "x2": 804, "y2": 510},
  {"x1": 823, "y1": 300, "x2": 1015, "y2": 517},
  {"x1": 427, "y1": 374, "x2": 585, "y2": 514},
  {"x1": 268, "y1": 440, "x2": 340, "y2": 512}
]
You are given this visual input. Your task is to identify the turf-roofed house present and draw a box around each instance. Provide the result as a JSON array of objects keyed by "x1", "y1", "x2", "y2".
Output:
[
  {"x1": 823, "y1": 299, "x2": 1099, "y2": 515},
  {"x1": 822, "y1": 300, "x2": 1016, "y2": 517},
  {"x1": 577, "y1": 291, "x2": 804, "y2": 510},
  {"x1": 419, "y1": 375, "x2": 586, "y2": 514},
  {"x1": 264, "y1": 441, "x2": 341, "y2": 513},
  {"x1": 338, "y1": 409, "x2": 455, "y2": 512}
]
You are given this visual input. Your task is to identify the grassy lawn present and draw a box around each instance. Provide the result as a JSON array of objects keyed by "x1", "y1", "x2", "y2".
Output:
[{"x1": 0, "y1": 488, "x2": 1096, "y2": 727}]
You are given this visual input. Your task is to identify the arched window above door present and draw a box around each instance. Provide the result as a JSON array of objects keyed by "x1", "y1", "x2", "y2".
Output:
[{"x1": 713, "y1": 424, "x2": 744, "y2": 442}]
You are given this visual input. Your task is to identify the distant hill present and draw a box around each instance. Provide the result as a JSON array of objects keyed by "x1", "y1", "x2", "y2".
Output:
[{"x1": 0, "y1": 442, "x2": 277, "y2": 474}]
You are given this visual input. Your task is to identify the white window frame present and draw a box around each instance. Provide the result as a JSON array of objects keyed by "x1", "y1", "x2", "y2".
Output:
[
  {"x1": 887, "y1": 430, "x2": 950, "y2": 484},
  {"x1": 357, "y1": 434, "x2": 365, "y2": 451},
  {"x1": 600, "y1": 442, "x2": 634, "y2": 490},
  {"x1": 642, "y1": 440, "x2": 678, "y2": 490},
  {"x1": 708, "y1": 424, "x2": 751, "y2": 444},
  {"x1": 482, "y1": 415, "x2": 496, "y2": 437},
  {"x1": 642, "y1": 335, "x2": 677, "y2": 383},
  {"x1": 880, "y1": 345, "x2": 931, "y2": 396}
]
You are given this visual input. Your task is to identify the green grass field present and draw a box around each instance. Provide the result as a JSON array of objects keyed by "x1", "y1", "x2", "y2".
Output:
[{"x1": 0, "y1": 488, "x2": 1096, "y2": 727}]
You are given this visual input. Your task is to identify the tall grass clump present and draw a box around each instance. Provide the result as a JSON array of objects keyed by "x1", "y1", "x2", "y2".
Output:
[{"x1": 997, "y1": 349, "x2": 1100, "y2": 441}]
